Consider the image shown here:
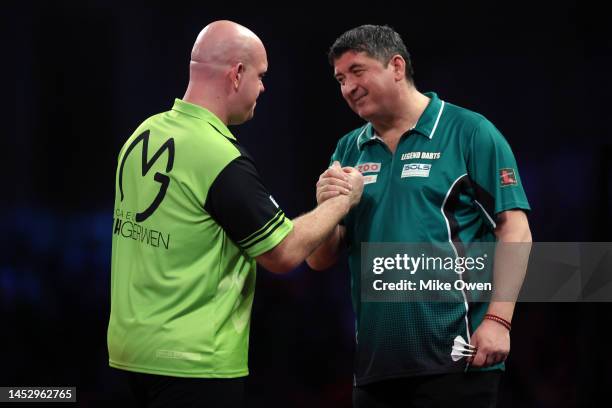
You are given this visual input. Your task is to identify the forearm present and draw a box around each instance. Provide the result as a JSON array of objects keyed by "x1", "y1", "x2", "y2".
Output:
[
  {"x1": 257, "y1": 196, "x2": 348, "y2": 273},
  {"x1": 258, "y1": 162, "x2": 363, "y2": 273},
  {"x1": 306, "y1": 224, "x2": 344, "y2": 271},
  {"x1": 288, "y1": 197, "x2": 347, "y2": 262},
  {"x1": 488, "y1": 212, "x2": 532, "y2": 321}
]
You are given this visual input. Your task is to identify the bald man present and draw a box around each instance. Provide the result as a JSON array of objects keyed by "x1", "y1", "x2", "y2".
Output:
[{"x1": 107, "y1": 21, "x2": 363, "y2": 407}]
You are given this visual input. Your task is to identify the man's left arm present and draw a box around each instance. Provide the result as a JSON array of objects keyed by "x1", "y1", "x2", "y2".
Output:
[{"x1": 469, "y1": 209, "x2": 532, "y2": 367}]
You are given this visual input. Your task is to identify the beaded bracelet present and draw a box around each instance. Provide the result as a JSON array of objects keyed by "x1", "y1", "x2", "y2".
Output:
[{"x1": 484, "y1": 313, "x2": 512, "y2": 331}]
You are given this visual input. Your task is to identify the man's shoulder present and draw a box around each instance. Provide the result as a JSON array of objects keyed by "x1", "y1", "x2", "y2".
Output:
[
  {"x1": 442, "y1": 100, "x2": 509, "y2": 147},
  {"x1": 442, "y1": 100, "x2": 489, "y2": 129},
  {"x1": 120, "y1": 110, "x2": 173, "y2": 148},
  {"x1": 119, "y1": 109, "x2": 241, "y2": 166}
]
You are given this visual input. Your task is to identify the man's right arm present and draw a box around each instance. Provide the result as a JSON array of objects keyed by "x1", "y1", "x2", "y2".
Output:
[
  {"x1": 260, "y1": 162, "x2": 362, "y2": 273},
  {"x1": 206, "y1": 153, "x2": 360, "y2": 274},
  {"x1": 304, "y1": 161, "x2": 353, "y2": 271},
  {"x1": 257, "y1": 197, "x2": 348, "y2": 273}
]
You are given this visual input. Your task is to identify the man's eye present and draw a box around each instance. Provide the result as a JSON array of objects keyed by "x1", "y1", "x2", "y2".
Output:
[{"x1": 354, "y1": 70, "x2": 364, "y2": 76}]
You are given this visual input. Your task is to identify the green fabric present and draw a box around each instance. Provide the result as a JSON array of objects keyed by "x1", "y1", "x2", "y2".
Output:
[
  {"x1": 108, "y1": 99, "x2": 292, "y2": 377},
  {"x1": 331, "y1": 92, "x2": 530, "y2": 383}
]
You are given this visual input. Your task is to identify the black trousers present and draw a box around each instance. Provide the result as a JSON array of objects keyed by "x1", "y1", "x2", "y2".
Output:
[
  {"x1": 353, "y1": 371, "x2": 502, "y2": 408},
  {"x1": 126, "y1": 371, "x2": 245, "y2": 408}
]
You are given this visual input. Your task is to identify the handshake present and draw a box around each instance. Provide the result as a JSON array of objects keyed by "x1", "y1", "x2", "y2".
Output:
[{"x1": 316, "y1": 161, "x2": 364, "y2": 212}]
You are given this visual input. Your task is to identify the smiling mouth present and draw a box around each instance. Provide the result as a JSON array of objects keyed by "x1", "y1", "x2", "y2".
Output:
[{"x1": 353, "y1": 94, "x2": 367, "y2": 104}]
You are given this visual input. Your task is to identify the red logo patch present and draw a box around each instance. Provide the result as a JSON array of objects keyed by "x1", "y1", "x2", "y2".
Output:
[
  {"x1": 357, "y1": 162, "x2": 381, "y2": 174},
  {"x1": 499, "y1": 168, "x2": 517, "y2": 186}
]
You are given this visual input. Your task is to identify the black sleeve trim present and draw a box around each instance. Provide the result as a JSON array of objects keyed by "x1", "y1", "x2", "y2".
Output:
[
  {"x1": 237, "y1": 209, "x2": 283, "y2": 246},
  {"x1": 204, "y1": 155, "x2": 281, "y2": 246},
  {"x1": 469, "y1": 176, "x2": 496, "y2": 224},
  {"x1": 241, "y1": 212, "x2": 287, "y2": 249}
]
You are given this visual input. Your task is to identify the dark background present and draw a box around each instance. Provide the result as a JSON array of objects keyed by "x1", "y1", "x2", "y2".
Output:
[{"x1": 2, "y1": 1, "x2": 611, "y2": 406}]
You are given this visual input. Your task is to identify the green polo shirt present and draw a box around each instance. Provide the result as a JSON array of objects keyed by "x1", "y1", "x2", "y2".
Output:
[
  {"x1": 108, "y1": 99, "x2": 293, "y2": 378},
  {"x1": 331, "y1": 92, "x2": 530, "y2": 384}
]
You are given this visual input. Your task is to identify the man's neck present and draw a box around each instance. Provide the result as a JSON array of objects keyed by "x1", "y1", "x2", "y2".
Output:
[
  {"x1": 183, "y1": 82, "x2": 228, "y2": 124},
  {"x1": 367, "y1": 88, "x2": 430, "y2": 154},
  {"x1": 371, "y1": 88, "x2": 430, "y2": 139}
]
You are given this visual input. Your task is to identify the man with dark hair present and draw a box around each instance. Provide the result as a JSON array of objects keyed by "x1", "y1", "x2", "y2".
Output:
[
  {"x1": 108, "y1": 20, "x2": 363, "y2": 408},
  {"x1": 326, "y1": 24, "x2": 414, "y2": 82},
  {"x1": 308, "y1": 24, "x2": 531, "y2": 407}
]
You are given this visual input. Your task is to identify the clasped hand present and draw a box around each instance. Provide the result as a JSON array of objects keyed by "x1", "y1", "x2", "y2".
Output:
[{"x1": 316, "y1": 161, "x2": 364, "y2": 208}]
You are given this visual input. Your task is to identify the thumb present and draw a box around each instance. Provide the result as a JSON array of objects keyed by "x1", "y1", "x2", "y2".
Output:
[{"x1": 331, "y1": 160, "x2": 342, "y2": 169}]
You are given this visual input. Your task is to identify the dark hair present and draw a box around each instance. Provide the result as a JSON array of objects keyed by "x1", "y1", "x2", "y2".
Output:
[{"x1": 327, "y1": 24, "x2": 414, "y2": 82}]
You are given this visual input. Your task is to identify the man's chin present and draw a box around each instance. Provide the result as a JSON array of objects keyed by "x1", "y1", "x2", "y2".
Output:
[
  {"x1": 245, "y1": 104, "x2": 256, "y2": 120},
  {"x1": 353, "y1": 106, "x2": 372, "y2": 121},
  {"x1": 228, "y1": 110, "x2": 255, "y2": 126}
]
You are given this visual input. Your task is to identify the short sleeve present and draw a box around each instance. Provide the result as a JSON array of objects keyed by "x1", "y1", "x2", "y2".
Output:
[
  {"x1": 467, "y1": 119, "x2": 531, "y2": 223},
  {"x1": 204, "y1": 156, "x2": 293, "y2": 258}
]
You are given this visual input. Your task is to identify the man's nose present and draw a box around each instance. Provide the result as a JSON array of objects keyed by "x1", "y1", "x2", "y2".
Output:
[{"x1": 344, "y1": 79, "x2": 358, "y2": 98}]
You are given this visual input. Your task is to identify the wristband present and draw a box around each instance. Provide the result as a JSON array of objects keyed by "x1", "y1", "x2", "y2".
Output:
[{"x1": 483, "y1": 313, "x2": 511, "y2": 331}]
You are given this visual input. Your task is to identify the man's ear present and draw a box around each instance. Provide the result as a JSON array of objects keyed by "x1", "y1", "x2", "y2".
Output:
[
  {"x1": 229, "y1": 62, "x2": 245, "y2": 90},
  {"x1": 389, "y1": 55, "x2": 406, "y2": 82}
]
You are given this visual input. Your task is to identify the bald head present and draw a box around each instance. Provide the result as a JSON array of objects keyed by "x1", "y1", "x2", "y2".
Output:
[
  {"x1": 190, "y1": 20, "x2": 264, "y2": 71},
  {"x1": 183, "y1": 20, "x2": 268, "y2": 126}
]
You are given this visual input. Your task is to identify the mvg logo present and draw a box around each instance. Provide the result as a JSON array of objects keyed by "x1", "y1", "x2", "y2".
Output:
[
  {"x1": 401, "y1": 163, "x2": 431, "y2": 178},
  {"x1": 357, "y1": 162, "x2": 381, "y2": 173}
]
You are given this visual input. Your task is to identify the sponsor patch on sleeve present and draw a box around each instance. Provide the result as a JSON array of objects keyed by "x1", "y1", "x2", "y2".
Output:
[
  {"x1": 357, "y1": 162, "x2": 381, "y2": 173},
  {"x1": 499, "y1": 168, "x2": 518, "y2": 186},
  {"x1": 364, "y1": 174, "x2": 378, "y2": 185}
]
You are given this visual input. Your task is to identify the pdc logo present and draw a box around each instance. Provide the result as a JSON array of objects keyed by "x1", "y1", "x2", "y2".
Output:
[{"x1": 357, "y1": 162, "x2": 381, "y2": 174}]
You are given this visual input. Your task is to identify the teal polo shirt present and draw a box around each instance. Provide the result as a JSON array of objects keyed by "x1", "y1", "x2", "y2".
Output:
[{"x1": 330, "y1": 92, "x2": 530, "y2": 384}]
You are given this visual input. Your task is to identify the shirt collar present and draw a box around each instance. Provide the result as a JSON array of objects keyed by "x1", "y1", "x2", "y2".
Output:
[
  {"x1": 357, "y1": 92, "x2": 445, "y2": 150},
  {"x1": 171, "y1": 98, "x2": 236, "y2": 140},
  {"x1": 412, "y1": 92, "x2": 445, "y2": 140},
  {"x1": 356, "y1": 123, "x2": 376, "y2": 150}
]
